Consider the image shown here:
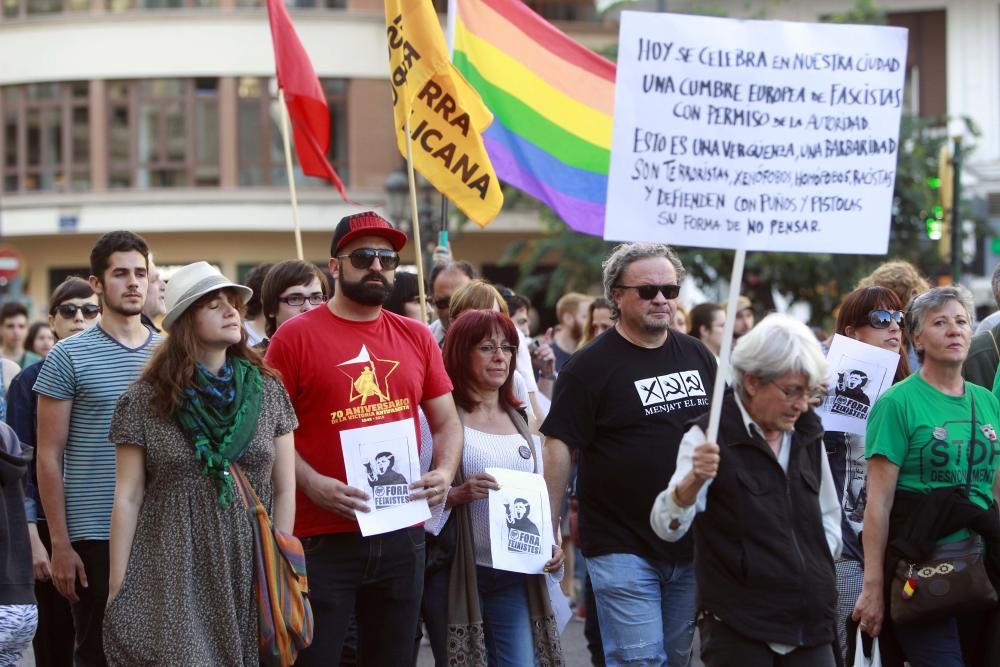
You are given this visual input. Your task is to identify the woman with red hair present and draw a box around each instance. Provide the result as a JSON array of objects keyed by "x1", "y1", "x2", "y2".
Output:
[{"x1": 440, "y1": 309, "x2": 563, "y2": 665}]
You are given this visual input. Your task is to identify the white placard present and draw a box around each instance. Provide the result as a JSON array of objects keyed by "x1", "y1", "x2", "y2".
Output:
[
  {"x1": 605, "y1": 12, "x2": 908, "y2": 254},
  {"x1": 817, "y1": 334, "x2": 900, "y2": 435},
  {"x1": 486, "y1": 467, "x2": 553, "y2": 575},
  {"x1": 340, "y1": 418, "x2": 431, "y2": 536}
]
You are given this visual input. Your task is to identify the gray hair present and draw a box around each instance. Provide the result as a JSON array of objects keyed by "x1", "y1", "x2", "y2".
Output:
[
  {"x1": 731, "y1": 313, "x2": 829, "y2": 401},
  {"x1": 992, "y1": 264, "x2": 1000, "y2": 306},
  {"x1": 601, "y1": 243, "x2": 686, "y2": 320},
  {"x1": 905, "y1": 285, "x2": 975, "y2": 354}
]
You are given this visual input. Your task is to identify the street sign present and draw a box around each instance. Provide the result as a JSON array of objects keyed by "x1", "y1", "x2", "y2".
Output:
[{"x1": 0, "y1": 246, "x2": 22, "y2": 281}]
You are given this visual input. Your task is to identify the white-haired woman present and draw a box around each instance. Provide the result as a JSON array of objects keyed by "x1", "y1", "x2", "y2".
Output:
[
  {"x1": 852, "y1": 286, "x2": 1000, "y2": 667},
  {"x1": 651, "y1": 313, "x2": 842, "y2": 667}
]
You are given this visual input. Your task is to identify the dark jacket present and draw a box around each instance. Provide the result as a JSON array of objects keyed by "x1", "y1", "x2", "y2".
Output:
[
  {"x1": 0, "y1": 421, "x2": 33, "y2": 605},
  {"x1": 962, "y1": 322, "x2": 1000, "y2": 389},
  {"x1": 6, "y1": 361, "x2": 43, "y2": 522},
  {"x1": 886, "y1": 487, "x2": 1000, "y2": 667},
  {"x1": 887, "y1": 487, "x2": 1000, "y2": 593},
  {"x1": 692, "y1": 389, "x2": 836, "y2": 648}
]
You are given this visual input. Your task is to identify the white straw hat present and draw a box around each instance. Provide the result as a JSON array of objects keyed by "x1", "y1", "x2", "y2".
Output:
[{"x1": 161, "y1": 261, "x2": 252, "y2": 331}]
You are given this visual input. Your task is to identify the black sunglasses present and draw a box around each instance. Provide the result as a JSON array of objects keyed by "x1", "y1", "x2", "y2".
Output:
[
  {"x1": 863, "y1": 309, "x2": 904, "y2": 329},
  {"x1": 614, "y1": 284, "x2": 681, "y2": 300},
  {"x1": 55, "y1": 303, "x2": 101, "y2": 320},
  {"x1": 336, "y1": 248, "x2": 400, "y2": 271}
]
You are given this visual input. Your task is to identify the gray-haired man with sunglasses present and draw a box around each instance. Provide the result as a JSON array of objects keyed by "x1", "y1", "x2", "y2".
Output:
[
  {"x1": 541, "y1": 242, "x2": 717, "y2": 667},
  {"x1": 264, "y1": 211, "x2": 462, "y2": 667}
]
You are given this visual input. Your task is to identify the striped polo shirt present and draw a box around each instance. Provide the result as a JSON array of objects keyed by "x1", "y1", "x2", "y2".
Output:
[{"x1": 34, "y1": 325, "x2": 161, "y2": 542}]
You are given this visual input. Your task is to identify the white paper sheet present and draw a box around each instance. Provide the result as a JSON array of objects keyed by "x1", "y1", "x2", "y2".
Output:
[
  {"x1": 817, "y1": 334, "x2": 900, "y2": 435},
  {"x1": 340, "y1": 418, "x2": 431, "y2": 536},
  {"x1": 605, "y1": 12, "x2": 908, "y2": 255},
  {"x1": 547, "y1": 575, "x2": 573, "y2": 635},
  {"x1": 486, "y1": 467, "x2": 553, "y2": 575}
]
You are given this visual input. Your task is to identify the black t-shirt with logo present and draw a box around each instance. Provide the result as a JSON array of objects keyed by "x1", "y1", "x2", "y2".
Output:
[{"x1": 541, "y1": 327, "x2": 717, "y2": 563}]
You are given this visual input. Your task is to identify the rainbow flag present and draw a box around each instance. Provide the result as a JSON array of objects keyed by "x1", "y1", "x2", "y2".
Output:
[{"x1": 450, "y1": 0, "x2": 615, "y2": 237}]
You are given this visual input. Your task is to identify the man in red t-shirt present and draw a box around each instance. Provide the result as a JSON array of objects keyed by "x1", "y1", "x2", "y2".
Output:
[{"x1": 265, "y1": 212, "x2": 462, "y2": 666}]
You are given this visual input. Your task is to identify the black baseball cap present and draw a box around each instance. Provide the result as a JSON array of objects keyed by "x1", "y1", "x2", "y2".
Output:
[{"x1": 331, "y1": 211, "x2": 408, "y2": 255}]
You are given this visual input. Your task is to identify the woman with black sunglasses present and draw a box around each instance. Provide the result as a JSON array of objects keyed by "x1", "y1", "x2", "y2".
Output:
[{"x1": 823, "y1": 286, "x2": 910, "y2": 666}]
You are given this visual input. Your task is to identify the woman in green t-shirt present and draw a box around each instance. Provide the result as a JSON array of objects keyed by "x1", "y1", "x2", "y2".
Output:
[{"x1": 853, "y1": 285, "x2": 1000, "y2": 667}]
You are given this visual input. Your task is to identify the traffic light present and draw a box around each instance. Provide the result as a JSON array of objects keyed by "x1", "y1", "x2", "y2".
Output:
[
  {"x1": 936, "y1": 143, "x2": 955, "y2": 259},
  {"x1": 926, "y1": 175, "x2": 944, "y2": 240}
]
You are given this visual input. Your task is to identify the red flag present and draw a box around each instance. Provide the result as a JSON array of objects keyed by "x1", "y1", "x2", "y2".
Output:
[{"x1": 265, "y1": 0, "x2": 349, "y2": 201}]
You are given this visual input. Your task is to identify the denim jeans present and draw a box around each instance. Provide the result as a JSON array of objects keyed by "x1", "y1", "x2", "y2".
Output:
[
  {"x1": 894, "y1": 616, "x2": 966, "y2": 667},
  {"x1": 586, "y1": 553, "x2": 696, "y2": 667},
  {"x1": 296, "y1": 527, "x2": 425, "y2": 667},
  {"x1": 476, "y1": 566, "x2": 535, "y2": 667},
  {"x1": 415, "y1": 561, "x2": 450, "y2": 666}
]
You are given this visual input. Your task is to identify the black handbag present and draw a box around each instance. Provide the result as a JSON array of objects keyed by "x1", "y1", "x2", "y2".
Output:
[
  {"x1": 890, "y1": 536, "x2": 997, "y2": 624},
  {"x1": 889, "y1": 394, "x2": 999, "y2": 624}
]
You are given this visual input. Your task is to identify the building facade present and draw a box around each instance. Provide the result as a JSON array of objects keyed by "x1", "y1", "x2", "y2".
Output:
[{"x1": 0, "y1": 0, "x2": 616, "y2": 314}]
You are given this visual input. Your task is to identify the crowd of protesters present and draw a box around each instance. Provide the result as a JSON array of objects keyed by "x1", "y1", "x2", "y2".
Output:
[{"x1": 2, "y1": 214, "x2": 1000, "y2": 667}]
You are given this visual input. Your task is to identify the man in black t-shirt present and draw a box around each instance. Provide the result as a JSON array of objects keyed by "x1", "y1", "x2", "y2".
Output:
[{"x1": 541, "y1": 242, "x2": 717, "y2": 667}]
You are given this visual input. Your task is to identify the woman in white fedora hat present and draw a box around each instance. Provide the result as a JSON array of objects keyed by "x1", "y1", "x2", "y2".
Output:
[{"x1": 103, "y1": 261, "x2": 298, "y2": 666}]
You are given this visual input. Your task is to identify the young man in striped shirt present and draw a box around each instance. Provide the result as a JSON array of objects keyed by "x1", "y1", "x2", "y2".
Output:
[{"x1": 35, "y1": 231, "x2": 162, "y2": 667}]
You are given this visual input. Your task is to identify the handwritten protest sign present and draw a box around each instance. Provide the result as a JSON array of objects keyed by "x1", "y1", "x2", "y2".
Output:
[{"x1": 604, "y1": 13, "x2": 908, "y2": 254}]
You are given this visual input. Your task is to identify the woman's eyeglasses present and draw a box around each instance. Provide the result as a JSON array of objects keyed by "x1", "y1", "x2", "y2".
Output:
[
  {"x1": 476, "y1": 344, "x2": 517, "y2": 358},
  {"x1": 337, "y1": 248, "x2": 401, "y2": 270},
  {"x1": 772, "y1": 382, "x2": 826, "y2": 403},
  {"x1": 614, "y1": 284, "x2": 681, "y2": 300},
  {"x1": 55, "y1": 303, "x2": 101, "y2": 320},
  {"x1": 278, "y1": 293, "x2": 327, "y2": 307},
  {"x1": 862, "y1": 309, "x2": 904, "y2": 329}
]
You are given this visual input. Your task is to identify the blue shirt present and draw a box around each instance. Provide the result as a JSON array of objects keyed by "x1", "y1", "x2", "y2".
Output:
[
  {"x1": 33, "y1": 326, "x2": 161, "y2": 542},
  {"x1": 6, "y1": 361, "x2": 42, "y2": 522}
]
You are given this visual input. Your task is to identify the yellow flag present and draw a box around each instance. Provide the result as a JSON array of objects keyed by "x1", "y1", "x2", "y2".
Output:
[{"x1": 385, "y1": 0, "x2": 503, "y2": 227}]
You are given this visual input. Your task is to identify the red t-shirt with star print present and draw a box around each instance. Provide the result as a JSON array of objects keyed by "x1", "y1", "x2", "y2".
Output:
[{"x1": 265, "y1": 306, "x2": 453, "y2": 537}]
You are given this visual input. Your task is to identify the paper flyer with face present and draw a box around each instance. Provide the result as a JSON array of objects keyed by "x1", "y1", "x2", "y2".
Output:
[
  {"x1": 817, "y1": 333, "x2": 900, "y2": 435},
  {"x1": 486, "y1": 467, "x2": 553, "y2": 575},
  {"x1": 341, "y1": 418, "x2": 430, "y2": 536}
]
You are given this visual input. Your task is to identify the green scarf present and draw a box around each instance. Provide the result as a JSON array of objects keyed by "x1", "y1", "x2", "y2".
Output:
[{"x1": 177, "y1": 357, "x2": 263, "y2": 507}]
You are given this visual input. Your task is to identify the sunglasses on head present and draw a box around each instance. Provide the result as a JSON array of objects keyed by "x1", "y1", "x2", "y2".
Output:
[
  {"x1": 862, "y1": 309, "x2": 904, "y2": 329},
  {"x1": 336, "y1": 248, "x2": 400, "y2": 271},
  {"x1": 614, "y1": 284, "x2": 681, "y2": 300},
  {"x1": 55, "y1": 303, "x2": 101, "y2": 320}
]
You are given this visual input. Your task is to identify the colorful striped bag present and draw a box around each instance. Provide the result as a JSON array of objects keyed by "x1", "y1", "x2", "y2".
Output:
[{"x1": 233, "y1": 464, "x2": 314, "y2": 666}]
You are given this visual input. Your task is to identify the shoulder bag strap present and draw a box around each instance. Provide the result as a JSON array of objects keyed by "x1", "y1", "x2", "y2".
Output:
[
  {"x1": 453, "y1": 408, "x2": 467, "y2": 486},
  {"x1": 506, "y1": 404, "x2": 539, "y2": 474},
  {"x1": 990, "y1": 328, "x2": 1000, "y2": 362},
  {"x1": 231, "y1": 463, "x2": 266, "y2": 513},
  {"x1": 968, "y1": 392, "x2": 977, "y2": 496}
]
